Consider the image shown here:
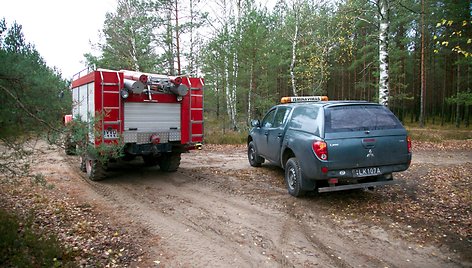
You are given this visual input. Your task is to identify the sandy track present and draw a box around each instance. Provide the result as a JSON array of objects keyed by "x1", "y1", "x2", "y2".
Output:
[{"x1": 38, "y1": 144, "x2": 470, "y2": 267}]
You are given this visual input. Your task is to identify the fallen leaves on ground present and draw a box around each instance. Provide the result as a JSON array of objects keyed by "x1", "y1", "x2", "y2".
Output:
[{"x1": 0, "y1": 179, "x2": 143, "y2": 267}]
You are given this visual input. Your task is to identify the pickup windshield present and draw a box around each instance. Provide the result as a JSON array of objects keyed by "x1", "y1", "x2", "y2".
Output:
[{"x1": 325, "y1": 105, "x2": 402, "y2": 133}]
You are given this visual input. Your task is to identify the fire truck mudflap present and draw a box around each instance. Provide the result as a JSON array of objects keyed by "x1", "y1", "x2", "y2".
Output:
[{"x1": 65, "y1": 68, "x2": 204, "y2": 181}]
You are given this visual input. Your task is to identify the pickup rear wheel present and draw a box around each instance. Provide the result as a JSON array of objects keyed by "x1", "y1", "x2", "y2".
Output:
[
  {"x1": 285, "y1": 157, "x2": 306, "y2": 197},
  {"x1": 248, "y1": 141, "x2": 264, "y2": 167}
]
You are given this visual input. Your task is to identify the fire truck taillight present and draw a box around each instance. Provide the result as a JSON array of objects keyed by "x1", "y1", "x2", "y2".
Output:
[
  {"x1": 150, "y1": 134, "x2": 160, "y2": 145},
  {"x1": 312, "y1": 141, "x2": 328, "y2": 161}
]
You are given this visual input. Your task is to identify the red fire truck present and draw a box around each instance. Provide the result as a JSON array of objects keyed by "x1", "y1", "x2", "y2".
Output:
[{"x1": 64, "y1": 68, "x2": 204, "y2": 181}]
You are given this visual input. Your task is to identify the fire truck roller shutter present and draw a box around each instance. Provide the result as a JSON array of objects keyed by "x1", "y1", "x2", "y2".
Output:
[{"x1": 124, "y1": 102, "x2": 181, "y2": 143}]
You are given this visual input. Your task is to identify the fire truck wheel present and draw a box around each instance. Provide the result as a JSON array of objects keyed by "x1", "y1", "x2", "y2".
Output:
[
  {"x1": 64, "y1": 136, "x2": 76, "y2": 155},
  {"x1": 143, "y1": 155, "x2": 159, "y2": 166},
  {"x1": 159, "y1": 153, "x2": 181, "y2": 172},
  {"x1": 85, "y1": 157, "x2": 107, "y2": 181}
]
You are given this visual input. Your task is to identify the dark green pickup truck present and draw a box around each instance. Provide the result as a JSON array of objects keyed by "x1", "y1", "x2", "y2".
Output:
[{"x1": 247, "y1": 96, "x2": 412, "y2": 197}]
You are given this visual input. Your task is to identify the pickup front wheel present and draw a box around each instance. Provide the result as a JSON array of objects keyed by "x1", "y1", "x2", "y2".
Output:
[
  {"x1": 248, "y1": 141, "x2": 264, "y2": 167},
  {"x1": 285, "y1": 157, "x2": 306, "y2": 197}
]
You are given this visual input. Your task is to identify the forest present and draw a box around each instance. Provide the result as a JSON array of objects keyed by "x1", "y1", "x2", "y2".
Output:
[
  {"x1": 84, "y1": 0, "x2": 472, "y2": 132},
  {"x1": 1, "y1": 0, "x2": 471, "y2": 139}
]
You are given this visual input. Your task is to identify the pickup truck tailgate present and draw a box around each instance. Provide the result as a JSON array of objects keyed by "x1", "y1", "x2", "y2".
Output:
[
  {"x1": 325, "y1": 130, "x2": 410, "y2": 170},
  {"x1": 323, "y1": 104, "x2": 411, "y2": 173}
]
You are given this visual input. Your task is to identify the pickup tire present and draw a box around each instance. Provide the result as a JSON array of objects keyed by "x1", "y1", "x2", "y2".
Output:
[
  {"x1": 285, "y1": 157, "x2": 306, "y2": 197},
  {"x1": 248, "y1": 141, "x2": 264, "y2": 167}
]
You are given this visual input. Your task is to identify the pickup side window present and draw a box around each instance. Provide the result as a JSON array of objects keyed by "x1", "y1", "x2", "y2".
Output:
[
  {"x1": 272, "y1": 107, "x2": 291, "y2": 128},
  {"x1": 261, "y1": 109, "x2": 276, "y2": 128},
  {"x1": 288, "y1": 106, "x2": 321, "y2": 135},
  {"x1": 325, "y1": 105, "x2": 402, "y2": 132}
]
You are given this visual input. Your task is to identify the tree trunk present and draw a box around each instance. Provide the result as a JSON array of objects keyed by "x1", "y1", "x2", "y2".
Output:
[
  {"x1": 175, "y1": 0, "x2": 181, "y2": 75},
  {"x1": 419, "y1": 0, "x2": 426, "y2": 127},
  {"x1": 248, "y1": 61, "x2": 254, "y2": 125},
  {"x1": 378, "y1": 0, "x2": 390, "y2": 107},
  {"x1": 166, "y1": 9, "x2": 175, "y2": 75},
  {"x1": 290, "y1": 21, "x2": 298, "y2": 96},
  {"x1": 455, "y1": 63, "x2": 461, "y2": 128}
]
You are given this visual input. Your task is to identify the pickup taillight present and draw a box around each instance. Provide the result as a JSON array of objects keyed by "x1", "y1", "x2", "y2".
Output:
[
  {"x1": 407, "y1": 136, "x2": 412, "y2": 153},
  {"x1": 312, "y1": 141, "x2": 328, "y2": 161}
]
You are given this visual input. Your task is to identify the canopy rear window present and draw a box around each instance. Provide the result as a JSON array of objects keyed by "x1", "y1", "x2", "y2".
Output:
[{"x1": 325, "y1": 105, "x2": 402, "y2": 133}]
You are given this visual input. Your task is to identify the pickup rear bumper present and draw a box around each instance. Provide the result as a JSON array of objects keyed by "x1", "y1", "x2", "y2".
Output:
[{"x1": 318, "y1": 180, "x2": 397, "y2": 193}]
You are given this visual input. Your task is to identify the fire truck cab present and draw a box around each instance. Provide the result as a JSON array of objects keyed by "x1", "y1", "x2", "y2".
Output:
[{"x1": 65, "y1": 68, "x2": 204, "y2": 181}]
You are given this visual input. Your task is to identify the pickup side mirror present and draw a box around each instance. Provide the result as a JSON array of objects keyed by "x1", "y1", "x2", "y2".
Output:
[{"x1": 251, "y1": 119, "x2": 260, "y2": 128}]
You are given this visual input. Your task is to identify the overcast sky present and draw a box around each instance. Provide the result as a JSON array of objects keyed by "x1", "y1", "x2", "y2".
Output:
[
  {"x1": 1, "y1": 0, "x2": 116, "y2": 79},
  {"x1": 2, "y1": 0, "x2": 277, "y2": 80}
]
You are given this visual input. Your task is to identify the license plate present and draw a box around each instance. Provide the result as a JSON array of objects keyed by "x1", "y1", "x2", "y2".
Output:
[
  {"x1": 103, "y1": 129, "x2": 118, "y2": 139},
  {"x1": 352, "y1": 167, "x2": 381, "y2": 177}
]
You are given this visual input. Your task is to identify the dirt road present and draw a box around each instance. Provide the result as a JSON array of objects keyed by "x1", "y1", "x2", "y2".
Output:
[{"x1": 27, "y1": 142, "x2": 472, "y2": 267}]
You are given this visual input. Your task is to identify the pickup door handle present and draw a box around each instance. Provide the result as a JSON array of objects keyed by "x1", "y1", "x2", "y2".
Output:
[
  {"x1": 264, "y1": 131, "x2": 269, "y2": 136},
  {"x1": 277, "y1": 133, "x2": 283, "y2": 138}
]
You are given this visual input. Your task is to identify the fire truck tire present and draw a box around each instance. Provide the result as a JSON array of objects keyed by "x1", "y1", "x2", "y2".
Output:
[
  {"x1": 143, "y1": 155, "x2": 159, "y2": 166},
  {"x1": 85, "y1": 157, "x2": 107, "y2": 181},
  {"x1": 64, "y1": 136, "x2": 76, "y2": 155},
  {"x1": 159, "y1": 153, "x2": 181, "y2": 172}
]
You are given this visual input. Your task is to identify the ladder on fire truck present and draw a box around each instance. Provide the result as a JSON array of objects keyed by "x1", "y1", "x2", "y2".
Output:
[
  {"x1": 188, "y1": 77, "x2": 204, "y2": 144},
  {"x1": 99, "y1": 70, "x2": 122, "y2": 141}
]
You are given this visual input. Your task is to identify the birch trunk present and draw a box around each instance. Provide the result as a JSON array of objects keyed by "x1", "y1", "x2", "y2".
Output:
[
  {"x1": 229, "y1": 0, "x2": 241, "y2": 131},
  {"x1": 248, "y1": 62, "x2": 254, "y2": 125},
  {"x1": 378, "y1": 0, "x2": 390, "y2": 106},
  {"x1": 290, "y1": 22, "x2": 298, "y2": 96}
]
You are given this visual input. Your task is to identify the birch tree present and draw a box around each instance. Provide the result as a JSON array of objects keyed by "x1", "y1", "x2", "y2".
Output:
[
  {"x1": 378, "y1": 0, "x2": 390, "y2": 106},
  {"x1": 289, "y1": 0, "x2": 301, "y2": 96},
  {"x1": 85, "y1": 0, "x2": 159, "y2": 72}
]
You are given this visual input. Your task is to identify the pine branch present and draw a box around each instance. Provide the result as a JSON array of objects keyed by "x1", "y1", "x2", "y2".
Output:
[{"x1": 0, "y1": 84, "x2": 60, "y2": 132}]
